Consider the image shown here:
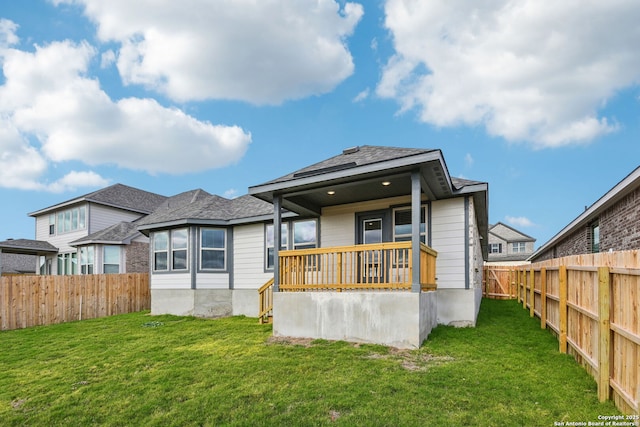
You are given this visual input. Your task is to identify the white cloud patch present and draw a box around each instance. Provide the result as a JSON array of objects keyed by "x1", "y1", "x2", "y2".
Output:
[
  {"x1": 58, "y1": 0, "x2": 363, "y2": 105},
  {"x1": 378, "y1": 0, "x2": 640, "y2": 147},
  {"x1": 0, "y1": 22, "x2": 251, "y2": 191},
  {"x1": 353, "y1": 88, "x2": 370, "y2": 103},
  {"x1": 464, "y1": 153, "x2": 474, "y2": 167},
  {"x1": 506, "y1": 216, "x2": 535, "y2": 228}
]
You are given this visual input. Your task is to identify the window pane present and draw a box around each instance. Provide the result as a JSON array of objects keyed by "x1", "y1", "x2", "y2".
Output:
[
  {"x1": 155, "y1": 252, "x2": 168, "y2": 270},
  {"x1": 173, "y1": 249, "x2": 187, "y2": 270},
  {"x1": 202, "y1": 228, "x2": 225, "y2": 248},
  {"x1": 64, "y1": 211, "x2": 71, "y2": 232},
  {"x1": 267, "y1": 248, "x2": 275, "y2": 269},
  {"x1": 79, "y1": 206, "x2": 86, "y2": 229},
  {"x1": 72, "y1": 209, "x2": 78, "y2": 230},
  {"x1": 154, "y1": 232, "x2": 168, "y2": 251},
  {"x1": 104, "y1": 264, "x2": 119, "y2": 274},
  {"x1": 202, "y1": 250, "x2": 225, "y2": 269},
  {"x1": 172, "y1": 229, "x2": 188, "y2": 249},
  {"x1": 104, "y1": 246, "x2": 120, "y2": 264},
  {"x1": 57, "y1": 212, "x2": 64, "y2": 233},
  {"x1": 294, "y1": 221, "x2": 316, "y2": 246}
]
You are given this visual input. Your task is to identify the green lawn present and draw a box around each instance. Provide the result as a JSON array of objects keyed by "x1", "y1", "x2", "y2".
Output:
[{"x1": 1, "y1": 299, "x2": 619, "y2": 426}]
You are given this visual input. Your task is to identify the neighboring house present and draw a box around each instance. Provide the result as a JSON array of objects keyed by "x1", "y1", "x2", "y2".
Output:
[
  {"x1": 486, "y1": 222, "x2": 535, "y2": 265},
  {"x1": 531, "y1": 165, "x2": 640, "y2": 262},
  {"x1": 25, "y1": 183, "x2": 167, "y2": 275},
  {"x1": 0, "y1": 239, "x2": 58, "y2": 275}
]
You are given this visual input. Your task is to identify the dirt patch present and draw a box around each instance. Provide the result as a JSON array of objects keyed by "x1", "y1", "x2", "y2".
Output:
[
  {"x1": 266, "y1": 336, "x2": 316, "y2": 347},
  {"x1": 365, "y1": 348, "x2": 454, "y2": 372}
]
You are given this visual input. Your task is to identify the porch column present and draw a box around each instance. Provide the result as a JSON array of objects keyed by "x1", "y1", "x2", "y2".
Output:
[
  {"x1": 273, "y1": 194, "x2": 282, "y2": 292},
  {"x1": 411, "y1": 170, "x2": 421, "y2": 292}
]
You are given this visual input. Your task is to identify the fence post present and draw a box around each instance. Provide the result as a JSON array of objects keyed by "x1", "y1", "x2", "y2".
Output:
[
  {"x1": 540, "y1": 267, "x2": 547, "y2": 329},
  {"x1": 597, "y1": 266, "x2": 611, "y2": 403},
  {"x1": 522, "y1": 269, "x2": 527, "y2": 310},
  {"x1": 559, "y1": 265, "x2": 568, "y2": 354},
  {"x1": 529, "y1": 267, "x2": 535, "y2": 317}
]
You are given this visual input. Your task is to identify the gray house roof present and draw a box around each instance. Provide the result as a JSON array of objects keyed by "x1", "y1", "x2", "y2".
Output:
[
  {"x1": 0, "y1": 253, "x2": 36, "y2": 274},
  {"x1": 136, "y1": 189, "x2": 284, "y2": 233},
  {"x1": 69, "y1": 221, "x2": 142, "y2": 246},
  {"x1": 29, "y1": 183, "x2": 168, "y2": 217},
  {"x1": 489, "y1": 222, "x2": 535, "y2": 242},
  {"x1": 0, "y1": 238, "x2": 58, "y2": 254}
]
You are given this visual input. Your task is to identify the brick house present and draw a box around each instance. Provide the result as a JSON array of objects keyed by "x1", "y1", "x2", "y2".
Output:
[{"x1": 530, "y1": 165, "x2": 640, "y2": 261}]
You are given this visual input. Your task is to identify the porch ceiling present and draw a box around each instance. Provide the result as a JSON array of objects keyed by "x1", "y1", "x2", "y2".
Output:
[{"x1": 250, "y1": 156, "x2": 452, "y2": 217}]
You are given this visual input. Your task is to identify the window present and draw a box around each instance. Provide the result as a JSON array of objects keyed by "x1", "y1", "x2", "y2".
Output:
[
  {"x1": 57, "y1": 253, "x2": 77, "y2": 275},
  {"x1": 80, "y1": 246, "x2": 94, "y2": 274},
  {"x1": 171, "y1": 229, "x2": 188, "y2": 270},
  {"x1": 55, "y1": 206, "x2": 86, "y2": 234},
  {"x1": 49, "y1": 214, "x2": 55, "y2": 235},
  {"x1": 153, "y1": 231, "x2": 169, "y2": 271},
  {"x1": 103, "y1": 246, "x2": 121, "y2": 274},
  {"x1": 154, "y1": 229, "x2": 188, "y2": 271},
  {"x1": 393, "y1": 207, "x2": 426, "y2": 244},
  {"x1": 592, "y1": 222, "x2": 600, "y2": 253},
  {"x1": 489, "y1": 243, "x2": 502, "y2": 254},
  {"x1": 512, "y1": 242, "x2": 526, "y2": 253},
  {"x1": 266, "y1": 224, "x2": 288, "y2": 270},
  {"x1": 265, "y1": 220, "x2": 318, "y2": 270},
  {"x1": 293, "y1": 220, "x2": 317, "y2": 250},
  {"x1": 201, "y1": 228, "x2": 226, "y2": 270}
]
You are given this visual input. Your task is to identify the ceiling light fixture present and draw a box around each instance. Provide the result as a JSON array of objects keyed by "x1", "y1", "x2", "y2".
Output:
[
  {"x1": 382, "y1": 181, "x2": 391, "y2": 186},
  {"x1": 327, "y1": 190, "x2": 336, "y2": 195}
]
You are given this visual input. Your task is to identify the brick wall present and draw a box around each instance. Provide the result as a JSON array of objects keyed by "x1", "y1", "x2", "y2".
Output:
[
  {"x1": 126, "y1": 241, "x2": 150, "y2": 273},
  {"x1": 600, "y1": 185, "x2": 640, "y2": 251}
]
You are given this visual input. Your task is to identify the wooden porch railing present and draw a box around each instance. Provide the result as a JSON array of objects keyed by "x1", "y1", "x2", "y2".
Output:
[
  {"x1": 278, "y1": 242, "x2": 437, "y2": 291},
  {"x1": 258, "y1": 277, "x2": 274, "y2": 324}
]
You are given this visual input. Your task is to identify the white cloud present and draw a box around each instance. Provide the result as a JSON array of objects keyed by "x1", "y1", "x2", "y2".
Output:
[
  {"x1": 0, "y1": 23, "x2": 252, "y2": 191},
  {"x1": 506, "y1": 216, "x2": 535, "y2": 228},
  {"x1": 464, "y1": 153, "x2": 474, "y2": 167},
  {"x1": 45, "y1": 171, "x2": 110, "y2": 193},
  {"x1": 223, "y1": 188, "x2": 239, "y2": 199},
  {"x1": 58, "y1": 0, "x2": 364, "y2": 105},
  {"x1": 378, "y1": 0, "x2": 640, "y2": 147},
  {"x1": 353, "y1": 88, "x2": 370, "y2": 103}
]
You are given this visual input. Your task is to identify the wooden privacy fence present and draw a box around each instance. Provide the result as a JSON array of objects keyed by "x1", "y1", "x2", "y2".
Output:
[
  {"x1": 511, "y1": 250, "x2": 640, "y2": 415},
  {"x1": 0, "y1": 273, "x2": 150, "y2": 331}
]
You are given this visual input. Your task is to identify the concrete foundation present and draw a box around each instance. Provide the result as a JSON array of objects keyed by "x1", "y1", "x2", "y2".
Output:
[
  {"x1": 436, "y1": 287, "x2": 482, "y2": 326},
  {"x1": 272, "y1": 291, "x2": 437, "y2": 349}
]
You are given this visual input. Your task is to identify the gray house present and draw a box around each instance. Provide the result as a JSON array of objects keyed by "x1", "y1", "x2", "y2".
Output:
[
  {"x1": 142, "y1": 146, "x2": 489, "y2": 348},
  {"x1": 486, "y1": 222, "x2": 535, "y2": 264}
]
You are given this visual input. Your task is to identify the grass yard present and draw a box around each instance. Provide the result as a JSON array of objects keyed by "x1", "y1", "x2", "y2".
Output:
[{"x1": 1, "y1": 299, "x2": 620, "y2": 426}]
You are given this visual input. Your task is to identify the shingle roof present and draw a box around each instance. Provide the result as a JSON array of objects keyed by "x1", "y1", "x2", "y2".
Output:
[
  {"x1": 29, "y1": 183, "x2": 168, "y2": 216},
  {"x1": 135, "y1": 190, "x2": 276, "y2": 229},
  {"x1": 0, "y1": 253, "x2": 36, "y2": 274},
  {"x1": 0, "y1": 239, "x2": 58, "y2": 254},
  {"x1": 69, "y1": 221, "x2": 141, "y2": 246},
  {"x1": 264, "y1": 146, "x2": 436, "y2": 185}
]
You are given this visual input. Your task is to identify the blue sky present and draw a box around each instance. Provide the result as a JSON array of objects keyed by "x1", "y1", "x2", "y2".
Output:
[{"x1": 1, "y1": 0, "x2": 639, "y2": 248}]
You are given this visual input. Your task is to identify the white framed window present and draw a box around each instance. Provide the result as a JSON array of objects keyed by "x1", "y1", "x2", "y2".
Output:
[
  {"x1": 393, "y1": 206, "x2": 426, "y2": 244},
  {"x1": 55, "y1": 206, "x2": 86, "y2": 234},
  {"x1": 293, "y1": 220, "x2": 317, "y2": 250},
  {"x1": 200, "y1": 228, "x2": 226, "y2": 270},
  {"x1": 489, "y1": 243, "x2": 502, "y2": 254},
  {"x1": 512, "y1": 242, "x2": 526, "y2": 253},
  {"x1": 103, "y1": 245, "x2": 121, "y2": 274},
  {"x1": 171, "y1": 229, "x2": 188, "y2": 270},
  {"x1": 80, "y1": 246, "x2": 94, "y2": 274},
  {"x1": 57, "y1": 253, "x2": 77, "y2": 275}
]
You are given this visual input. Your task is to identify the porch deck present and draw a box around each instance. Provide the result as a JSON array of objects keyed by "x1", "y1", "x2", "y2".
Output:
[{"x1": 259, "y1": 242, "x2": 437, "y2": 323}]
